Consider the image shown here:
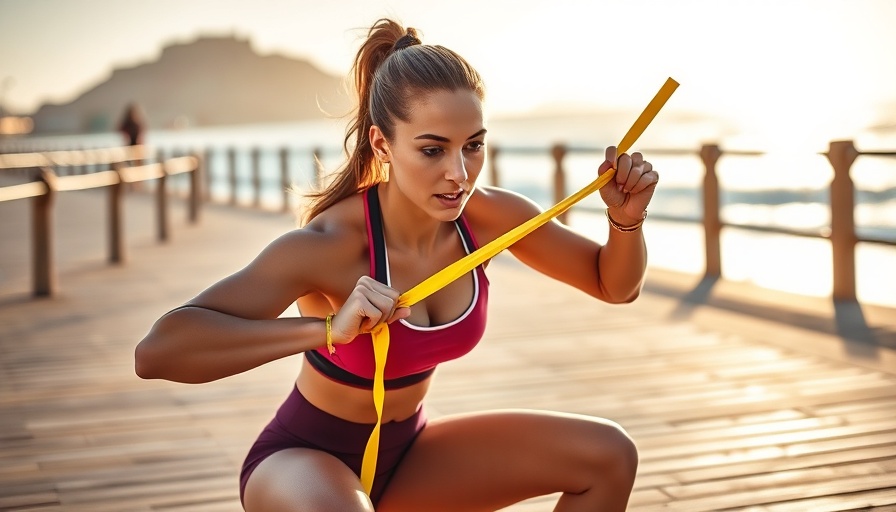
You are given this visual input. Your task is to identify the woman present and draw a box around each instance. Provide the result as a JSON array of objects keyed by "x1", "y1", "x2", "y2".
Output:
[{"x1": 135, "y1": 18, "x2": 657, "y2": 512}]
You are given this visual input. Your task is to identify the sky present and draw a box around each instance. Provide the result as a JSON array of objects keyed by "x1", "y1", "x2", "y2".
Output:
[{"x1": 1, "y1": 0, "x2": 895, "y2": 149}]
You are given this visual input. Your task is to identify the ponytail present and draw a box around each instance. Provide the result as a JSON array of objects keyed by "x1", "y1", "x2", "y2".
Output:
[{"x1": 302, "y1": 18, "x2": 484, "y2": 223}]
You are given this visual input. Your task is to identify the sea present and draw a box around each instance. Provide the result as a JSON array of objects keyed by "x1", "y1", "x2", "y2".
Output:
[{"x1": 4, "y1": 116, "x2": 895, "y2": 308}]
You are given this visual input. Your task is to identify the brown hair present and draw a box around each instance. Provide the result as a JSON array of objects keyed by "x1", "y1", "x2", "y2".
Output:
[{"x1": 302, "y1": 18, "x2": 485, "y2": 223}]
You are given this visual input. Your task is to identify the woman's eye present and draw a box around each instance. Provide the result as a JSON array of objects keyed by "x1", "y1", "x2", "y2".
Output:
[
  {"x1": 422, "y1": 147, "x2": 443, "y2": 157},
  {"x1": 466, "y1": 141, "x2": 485, "y2": 152}
]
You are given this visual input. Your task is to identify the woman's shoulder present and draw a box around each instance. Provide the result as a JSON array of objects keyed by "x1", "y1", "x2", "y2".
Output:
[
  {"x1": 270, "y1": 192, "x2": 368, "y2": 261},
  {"x1": 303, "y1": 191, "x2": 367, "y2": 235},
  {"x1": 463, "y1": 185, "x2": 544, "y2": 244},
  {"x1": 468, "y1": 184, "x2": 540, "y2": 207}
]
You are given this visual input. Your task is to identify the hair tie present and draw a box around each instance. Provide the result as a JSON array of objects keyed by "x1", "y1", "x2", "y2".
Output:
[{"x1": 393, "y1": 32, "x2": 421, "y2": 52}]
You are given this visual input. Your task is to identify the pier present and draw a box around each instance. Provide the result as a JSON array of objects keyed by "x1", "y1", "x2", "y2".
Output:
[{"x1": 1, "y1": 177, "x2": 895, "y2": 510}]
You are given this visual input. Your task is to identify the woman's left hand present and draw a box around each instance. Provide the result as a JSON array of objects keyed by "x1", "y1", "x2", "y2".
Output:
[{"x1": 597, "y1": 146, "x2": 658, "y2": 226}]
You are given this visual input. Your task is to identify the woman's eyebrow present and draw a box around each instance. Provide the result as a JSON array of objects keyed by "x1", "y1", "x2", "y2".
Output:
[{"x1": 414, "y1": 129, "x2": 487, "y2": 142}]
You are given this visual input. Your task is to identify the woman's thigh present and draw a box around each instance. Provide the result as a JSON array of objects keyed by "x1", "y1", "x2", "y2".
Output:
[
  {"x1": 377, "y1": 409, "x2": 638, "y2": 512},
  {"x1": 242, "y1": 448, "x2": 373, "y2": 512}
]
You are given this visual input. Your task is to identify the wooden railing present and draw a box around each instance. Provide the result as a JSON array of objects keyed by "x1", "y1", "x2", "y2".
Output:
[
  {"x1": 500, "y1": 140, "x2": 893, "y2": 302},
  {"x1": 0, "y1": 145, "x2": 202, "y2": 297},
  {"x1": 185, "y1": 139, "x2": 894, "y2": 303},
  {"x1": 221, "y1": 146, "x2": 323, "y2": 210},
  {"x1": 4, "y1": 139, "x2": 893, "y2": 304}
]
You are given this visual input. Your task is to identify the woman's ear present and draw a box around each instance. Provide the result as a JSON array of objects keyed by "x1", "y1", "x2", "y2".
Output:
[{"x1": 369, "y1": 125, "x2": 391, "y2": 163}]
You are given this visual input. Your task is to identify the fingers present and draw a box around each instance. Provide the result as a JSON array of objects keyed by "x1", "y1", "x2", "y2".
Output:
[
  {"x1": 603, "y1": 147, "x2": 658, "y2": 194},
  {"x1": 598, "y1": 146, "x2": 618, "y2": 176},
  {"x1": 614, "y1": 152, "x2": 633, "y2": 192},
  {"x1": 387, "y1": 306, "x2": 411, "y2": 324},
  {"x1": 333, "y1": 276, "x2": 402, "y2": 340},
  {"x1": 622, "y1": 157, "x2": 658, "y2": 194},
  {"x1": 355, "y1": 276, "x2": 400, "y2": 331}
]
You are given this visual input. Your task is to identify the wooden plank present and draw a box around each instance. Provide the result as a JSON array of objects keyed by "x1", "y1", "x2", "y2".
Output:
[
  {"x1": 0, "y1": 146, "x2": 148, "y2": 170},
  {"x1": 0, "y1": 491, "x2": 59, "y2": 509},
  {"x1": 0, "y1": 180, "x2": 47, "y2": 202},
  {"x1": 661, "y1": 458, "x2": 896, "y2": 500},
  {"x1": 672, "y1": 443, "x2": 896, "y2": 484},
  {"x1": 55, "y1": 170, "x2": 120, "y2": 192},
  {"x1": 164, "y1": 156, "x2": 198, "y2": 176},
  {"x1": 0, "y1": 152, "x2": 51, "y2": 169},
  {"x1": 44, "y1": 146, "x2": 148, "y2": 168},
  {"x1": 761, "y1": 487, "x2": 896, "y2": 512},
  {"x1": 639, "y1": 430, "x2": 896, "y2": 476},
  {"x1": 120, "y1": 163, "x2": 165, "y2": 183},
  {"x1": 641, "y1": 471, "x2": 896, "y2": 511}
]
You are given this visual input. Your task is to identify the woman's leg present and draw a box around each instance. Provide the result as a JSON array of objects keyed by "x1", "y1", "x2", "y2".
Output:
[
  {"x1": 242, "y1": 447, "x2": 373, "y2": 512},
  {"x1": 377, "y1": 410, "x2": 638, "y2": 512}
]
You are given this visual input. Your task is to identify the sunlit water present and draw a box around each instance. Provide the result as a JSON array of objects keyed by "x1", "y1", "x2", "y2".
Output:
[{"x1": 4, "y1": 117, "x2": 894, "y2": 308}]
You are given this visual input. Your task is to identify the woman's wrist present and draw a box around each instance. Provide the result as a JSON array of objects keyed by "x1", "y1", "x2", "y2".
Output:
[
  {"x1": 606, "y1": 208, "x2": 647, "y2": 232},
  {"x1": 325, "y1": 314, "x2": 336, "y2": 354}
]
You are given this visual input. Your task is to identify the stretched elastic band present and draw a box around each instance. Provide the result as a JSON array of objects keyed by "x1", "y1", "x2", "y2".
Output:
[{"x1": 359, "y1": 77, "x2": 679, "y2": 495}]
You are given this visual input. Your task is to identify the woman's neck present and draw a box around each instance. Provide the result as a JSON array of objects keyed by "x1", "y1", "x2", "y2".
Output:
[{"x1": 376, "y1": 182, "x2": 453, "y2": 256}]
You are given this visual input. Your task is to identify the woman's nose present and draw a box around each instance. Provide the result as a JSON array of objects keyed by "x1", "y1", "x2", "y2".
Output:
[{"x1": 446, "y1": 152, "x2": 468, "y2": 184}]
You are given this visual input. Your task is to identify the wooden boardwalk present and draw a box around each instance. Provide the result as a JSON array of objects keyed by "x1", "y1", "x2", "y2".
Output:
[{"x1": 1, "y1": 189, "x2": 895, "y2": 511}]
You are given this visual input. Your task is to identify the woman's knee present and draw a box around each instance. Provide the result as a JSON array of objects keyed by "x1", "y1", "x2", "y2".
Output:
[
  {"x1": 581, "y1": 419, "x2": 639, "y2": 485},
  {"x1": 599, "y1": 421, "x2": 638, "y2": 483},
  {"x1": 243, "y1": 449, "x2": 373, "y2": 512}
]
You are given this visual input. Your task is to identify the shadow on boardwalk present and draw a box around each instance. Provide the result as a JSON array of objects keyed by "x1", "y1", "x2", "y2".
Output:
[{"x1": 1, "y1": 190, "x2": 895, "y2": 511}]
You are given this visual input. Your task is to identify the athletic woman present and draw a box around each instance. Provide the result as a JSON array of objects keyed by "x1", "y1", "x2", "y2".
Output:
[{"x1": 135, "y1": 18, "x2": 657, "y2": 512}]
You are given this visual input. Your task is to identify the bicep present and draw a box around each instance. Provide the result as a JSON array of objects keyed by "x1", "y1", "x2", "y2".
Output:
[
  {"x1": 183, "y1": 231, "x2": 322, "y2": 319},
  {"x1": 509, "y1": 220, "x2": 605, "y2": 299},
  {"x1": 472, "y1": 188, "x2": 606, "y2": 298}
]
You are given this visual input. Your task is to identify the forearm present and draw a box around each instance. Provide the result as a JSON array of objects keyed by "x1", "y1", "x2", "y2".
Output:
[
  {"x1": 596, "y1": 210, "x2": 648, "y2": 303},
  {"x1": 135, "y1": 306, "x2": 326, "y2": 383}
]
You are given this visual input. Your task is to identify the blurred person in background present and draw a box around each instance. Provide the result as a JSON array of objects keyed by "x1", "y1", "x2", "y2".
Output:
[{"x1": 117, "y1": 102, "x2": 145, "y2": 146}]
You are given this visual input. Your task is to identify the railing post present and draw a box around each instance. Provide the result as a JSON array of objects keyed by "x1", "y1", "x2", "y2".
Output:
[
  {"x1": 488, "y1": 145, "x2": 500, "y2": 187},
  {"x1": 157, "y1": 161, "x2": 170, "y2": 242},
  {"x1": 75, "y1": 145, "x2": 85, "y2": 175},
  {"x1": 109, "y1": 162, "x2": 126, "y2": 264},
  {"x1": 204, "y1": 147, "x2": 214, "y2": 202},
  {"x1": 32, "y1": 168, "x2": 58, "y2": 296},
  {"x1": 551, "y1": 144, "x2": 567, "y2": 224},
  {"x1": 826, "y1": 140, "x2": 858, "y2": 301},
  {"x1": 228, "y1": 147, "x2": 238, "y2": 206},
  {"x1": 251, "y1": 147, "x2": 262, "y2": 208},
  {"x1": 700, "y1": 144, "x2": 722, "y2": 278},
  {"x1": 280, "y1": 147, "x2": 291, "y2": 213},
  {"x1": 189, "y1": 152, "x2": 202, "y2": 224}
]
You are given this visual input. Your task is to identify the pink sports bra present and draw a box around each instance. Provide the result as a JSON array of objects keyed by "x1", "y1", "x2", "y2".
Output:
[{"x1": 305, "y1": 185, "x2": 489, "y2": 389}]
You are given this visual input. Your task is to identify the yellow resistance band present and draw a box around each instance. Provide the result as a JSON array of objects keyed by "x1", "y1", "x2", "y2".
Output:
[{"x1": 360, "y1": 77, "x2": 680, "y2": 495}]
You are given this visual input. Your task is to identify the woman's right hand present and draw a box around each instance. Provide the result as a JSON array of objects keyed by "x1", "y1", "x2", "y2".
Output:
[{"x1": 329, "y1": 276, "x2": 411, "y2": 345}]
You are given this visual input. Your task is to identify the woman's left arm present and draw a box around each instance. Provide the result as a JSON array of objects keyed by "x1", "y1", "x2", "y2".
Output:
[{"x1": 466, "y1": 146, "x2": 657, "y2": 304}]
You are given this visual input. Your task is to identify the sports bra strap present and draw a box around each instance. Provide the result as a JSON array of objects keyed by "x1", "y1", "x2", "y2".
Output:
[
  {"x1": 364, "y1": 186, "x2": 389, "y2": 284},
  {"x1": 455, "y1": 214, "x2": 478, "y2": 254}
]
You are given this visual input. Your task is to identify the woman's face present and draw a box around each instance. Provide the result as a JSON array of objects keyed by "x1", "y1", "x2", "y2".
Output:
[{"x1": 375, "y1": 88, "x2": 487, "y2": 222}]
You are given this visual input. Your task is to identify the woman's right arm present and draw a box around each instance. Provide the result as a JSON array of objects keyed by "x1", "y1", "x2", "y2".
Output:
[{"x1": 135, "y1": 228, "x2": 338, "y2": 384}]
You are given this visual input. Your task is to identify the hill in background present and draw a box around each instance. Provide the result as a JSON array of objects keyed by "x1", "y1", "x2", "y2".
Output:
[{"x1": 29, "y1": 35, "x2": 353, "y2": 134}]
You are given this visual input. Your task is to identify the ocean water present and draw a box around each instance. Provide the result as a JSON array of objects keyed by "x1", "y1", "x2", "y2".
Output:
[{"x1": 4, "y1": 117, "x2": 895, "y2": 308}]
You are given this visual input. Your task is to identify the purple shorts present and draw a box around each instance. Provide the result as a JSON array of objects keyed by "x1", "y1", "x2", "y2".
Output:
[{"x1": 239, "y1": 385, "x2": 427, "y2": 507}]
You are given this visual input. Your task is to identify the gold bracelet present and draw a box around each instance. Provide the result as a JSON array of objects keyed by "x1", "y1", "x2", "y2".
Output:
[
  {"x1": 325, "y1": 314, "x2": 336, "y2": 354},
  {"x1": 606, "y1": 208, "x2": 647, "y2": 232}
]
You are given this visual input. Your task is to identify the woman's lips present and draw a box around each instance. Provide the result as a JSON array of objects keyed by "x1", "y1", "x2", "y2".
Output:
[{"x1": 434, "y1": 190, "x2": 464, "y2": 207}]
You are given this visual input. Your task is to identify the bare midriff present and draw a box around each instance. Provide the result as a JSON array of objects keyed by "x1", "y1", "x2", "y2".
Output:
[{"x1": 296, "y1": 357, "x2": 430, "y2": 424}]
